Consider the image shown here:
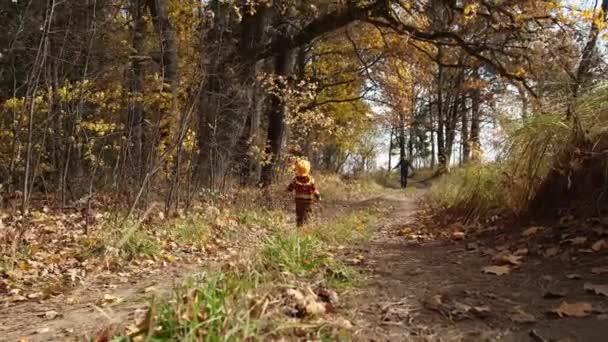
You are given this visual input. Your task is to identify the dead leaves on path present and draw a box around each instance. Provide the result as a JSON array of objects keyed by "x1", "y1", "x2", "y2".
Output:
[
  {"x1": 583, "y1": 283, "x2": 608, "y2": 297},
  {"x1": 509, "y1": 309, "x2": 537, "y2": 323},
  {"x1": 482, "y1": 250, "x2": 525, "y2": 275},
  {"x1": 422, "y1": 294, "x2": 491, "y2": 321},
  {"x1": 550, "y1": 302, "x2": 593, "y2": 318},
  {"x1": 482, "y1": 265, "x2": 512, "y2": 276}
]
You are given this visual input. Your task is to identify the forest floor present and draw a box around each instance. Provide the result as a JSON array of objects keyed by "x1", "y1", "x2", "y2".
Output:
[{"x1": 2, "y1": 178, "x2": 608, "y2": 341}]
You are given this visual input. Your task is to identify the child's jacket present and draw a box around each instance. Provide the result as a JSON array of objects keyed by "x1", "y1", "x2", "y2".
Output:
[{"x1": 287, "y1": 175, "x2": 320, "y2": 203}]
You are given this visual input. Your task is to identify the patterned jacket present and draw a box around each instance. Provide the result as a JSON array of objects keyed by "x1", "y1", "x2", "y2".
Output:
[{"x1": 287, "y1": 176, "x2": 320, "y2": 203}]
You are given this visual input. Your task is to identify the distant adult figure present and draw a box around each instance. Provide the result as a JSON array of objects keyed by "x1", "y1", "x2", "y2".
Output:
[{"x1": 394, "y1": 157, "x2": 414, "y2": 188}]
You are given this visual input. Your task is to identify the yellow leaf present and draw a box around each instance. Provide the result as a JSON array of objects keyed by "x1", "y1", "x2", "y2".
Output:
[{"x1": 551, "y1": 302, "x2": 593, "y2": 318}]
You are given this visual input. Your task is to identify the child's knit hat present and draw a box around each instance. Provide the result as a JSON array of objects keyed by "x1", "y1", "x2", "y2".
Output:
[{"x1": 294, "y1": 159, "x2": 310, "y2": 177}]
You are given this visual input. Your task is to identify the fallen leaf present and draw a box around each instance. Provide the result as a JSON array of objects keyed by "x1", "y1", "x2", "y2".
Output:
[
  {"x1": 100, "y1": 294, "x2": 122, "y2": 306},
  {"x1": 566, "y1": 274, "x2": 582, "y2": 280},
  {"x1": 591, "y1": 267, "x2": 608, "y2": 274},
  {"x1": 544, "y1": 247, "x2": 560, "y2": 257},
  {"x1": 470, "y1": 305, "x2": 492, "y2": 318},
  {"x1": 565, "y1": 237, "x2": 587, "y2": 245},
  {"x1": 10, "y1": 294, "x2": 27, "y2": 302},
  {"x1": 315, "y1": 287, "x2": 339, "y2": 305},
  {"x1": 44, "y1": 310, "x2": 59, "y2": 320},
  {"x1": 422, "y1": 294, "x2": 444, "y2": 311},
  {"x1": 514, "y1": 248, "x2": 529, "y2": 256},
  {"x1": 522, "y1": 226, "x2": 542, "y2": 237},
  {"x1": 592, "y1": 239, "x2": 607, "y2": 252},
  {"x1": 509, "y1": 309, "x2": 536, "y2": 323},
  {"x1": 466, "y1": 242, "x2": 479, "y2": 251},
  {"x1": 583, "y1": 283, "x2": 608, "y2": 297},
  {"x1": 543, "y1": 289, "x2": 566, "y2": 299},
  {"x1": 482, "y1": 265, "x2": 511, "y2": 276},
  {"x1": 305, "y1": 300, "x2": 326, "y2": 316},
  {"x1": 143, "y1": 286, "x2": 156, "y2": 293},
  {"x1": 27, "y1": 292, "x2": 43, "y2": 300},
  {"x1": 551, "y1": 302, "x2": 593, "y2": 318},
  {"x1": 332, "y1": 317, "x2": 353, "y2": 330},
  {"x1": 36, "y1": 327, "x2": 51, "y2": 334},
  {"x1": 451, "y1": 231, "x2": 465, "y2": 240},
  {"x1": 493, "y1": 253, "x2": 523, "y2": 266}
]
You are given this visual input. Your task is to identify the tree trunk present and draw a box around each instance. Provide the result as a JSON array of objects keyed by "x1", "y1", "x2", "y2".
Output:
[
  {"x1": 387, "y1": 127, "x2": 393, "y2": 170},
  {"x1": 470, "y1": 69, "x2": 481, "y2": 163},
  {"x1": 436, "y1": 47, "x2": 447, "y2": 172},
  {"x1": 462, "y1": 98, "x2": 470, "y2": 163},
  {"x1": 129, "y1": 0, "x2": 146, "y2": 180},
  {"x1": 566, "y1": 0, "x2": 608, "y2": 132},
  {"x1": 430, "y1": 101, "x2": 436, "y2": 169},
  {"x1": 260, "y1": 48, "x2": 296, "y2": 187},
  {"x1": 147, "y1": 0, "x2": 178, "y2": 130}
]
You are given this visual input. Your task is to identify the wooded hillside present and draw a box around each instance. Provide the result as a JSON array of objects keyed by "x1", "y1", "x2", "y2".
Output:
[{"x1": 1, "y1": 0, "x2": 606, "y2": 214}]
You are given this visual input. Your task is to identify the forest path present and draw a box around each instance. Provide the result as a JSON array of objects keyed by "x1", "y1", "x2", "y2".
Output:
[
  {"x1": 344, "y1": 187, "x2": 608, "y2": 342},
  {"x1": 2, "y1": 182, "x2": 608, "y2": 341}
]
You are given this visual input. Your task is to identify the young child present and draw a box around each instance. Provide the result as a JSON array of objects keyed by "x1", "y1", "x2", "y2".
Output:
[{"x1": 286, "y1": 159, "x2": 320, "y2": 226}]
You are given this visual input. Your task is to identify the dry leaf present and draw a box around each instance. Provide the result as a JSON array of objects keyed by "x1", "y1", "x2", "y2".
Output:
[
  {"x1": 36, "y1": 327, "x2": 51, "y2": 334},
  {"x1": 331, "y1": 317, "x2": 353, "y2": 330},
  {"x1": 591, "y1": 267, "x2": 608, "y2": 274},
  {"x1": 27, "y1": 292, "x2": 43, "y2": 299},
  {"x1": 583, "y1": 283, "x2": 608, "y2": 297},
  {"x1": 510, "y1": 309, "x2": 536, "y2": 323},
  {"x1": 565, "y1": 237, "x2": 587, "y2": 245},
  {"x1": 482, "y1": 265, "x2": 511, "y2": 276},
  {"x1": 522, "y1": 226, "x2": 542, "y2": 237},
  {"x1": 101, "y1": 294, "x2": 122, "y2": 306},
  {"x1": 551, "y1": 302, "x2": 593, "y2": 318},
  {"x1": 544, "y1": 247, "x2": 560, "y2": 257},
  {"x1": 566, "y1": 274, "x2": 582, "y2": 280},
  {"x1": 592, "y1": 239, "x2": 606, "y2": 252},
  {"x1": 543, "y1": 289, "x2": 566, "y2": 298},
  {"x1": 143, "y1": 286, "x2": 156, "y2": 293},
  {"x1": 493, "y1": 253, "x2": 523, "y2": 266},
  {"x1": 451, "y1": 231, "x2": 465, "y2": 240},
  {"x1": 45, "y1": 310, "x2": 59, "y2": 319},
  {"x1": 514, "y1": 248, "x2": 528, "y2": 256},
  {"x1": 305, "y1": 300, "x2": 326, "y2": 316}
]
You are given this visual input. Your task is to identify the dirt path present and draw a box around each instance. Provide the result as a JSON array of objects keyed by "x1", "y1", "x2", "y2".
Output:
[
  {"x1": 0, "y1": 194, "x2": 386, "y2": 341},
  {"x1": 0, "y1": 231, "x2": 264, "y2": 341},
  {"x1": 3, "y1": 188, "x2": 607, "y2": 341},
  {"x1": 346, "y1": 191, "x2": 608, "y2": 342}
]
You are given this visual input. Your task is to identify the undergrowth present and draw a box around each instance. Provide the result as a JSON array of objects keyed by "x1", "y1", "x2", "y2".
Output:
[
  {"x1": 108, "y1": 209, "x2": 377, "y2": 341},
  {"x1": 429, "y1": 83, "x2": 608, "y2": 220}
]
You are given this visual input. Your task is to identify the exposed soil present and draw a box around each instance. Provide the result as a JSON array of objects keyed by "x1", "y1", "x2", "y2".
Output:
[{"x1": 346, "y1": 190, "x2": 608, "y2": 342}]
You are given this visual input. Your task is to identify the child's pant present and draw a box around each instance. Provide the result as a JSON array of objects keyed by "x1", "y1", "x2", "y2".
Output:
[{"x1": 295, "y1": 201, "x2": 312, "y2": 226}]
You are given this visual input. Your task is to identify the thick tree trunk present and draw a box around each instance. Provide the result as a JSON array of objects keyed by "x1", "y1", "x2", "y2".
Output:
[
  {"x1": 196, "y1": 2, "x2": 269, "y2": 189},
  {"x1": 129, "y1": 0, "x2": 146, "y2": 180},
  {"x1": 260, "y1": 48, "x2": 296, "y2": 187},
  {"x1": 147, "y1": 0, "x2": 177, "y2": 92}
]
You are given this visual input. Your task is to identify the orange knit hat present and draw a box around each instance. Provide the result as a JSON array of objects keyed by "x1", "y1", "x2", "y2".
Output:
[{"x1": 294, "y1": 159, "x2": 310, "y2": 177}]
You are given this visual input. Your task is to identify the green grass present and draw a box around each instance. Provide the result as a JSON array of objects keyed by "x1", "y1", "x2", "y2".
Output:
[
  {"x1": 121, "y1": 230, "x2": 159, "y2": 259},
  {"x1": 430, "y1": 164, "x2": 508, "y2": 216},
  {"x1": 261, "y1": 233, "x2": 325, "y2": 278},
  {"x1": 106, "y1": 206, "x2": 377, "y2": 341},
  {"x1": 312, "y1": 211, "x2": 374, "y2": 245},
  {"x1": 168, "y1": 216, "x2": 210, "y2": 248}
]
